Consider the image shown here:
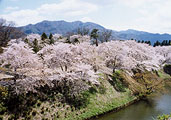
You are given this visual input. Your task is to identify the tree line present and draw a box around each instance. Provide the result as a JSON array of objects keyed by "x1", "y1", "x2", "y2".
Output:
[
  {"x1": 153, "y1": 40, "x2": 171, "y2": 47},
  {"x1": 136, "y1": 40, "x2": 171, "y2": 47}
]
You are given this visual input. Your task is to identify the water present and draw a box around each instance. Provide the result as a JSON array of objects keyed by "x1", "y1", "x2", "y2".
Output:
[{"x1": 92, "y1": 86, "x2": 171, "y2": 120}]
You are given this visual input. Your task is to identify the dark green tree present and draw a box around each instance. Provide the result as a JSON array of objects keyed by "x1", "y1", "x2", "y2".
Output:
[
  {"x1": 153, "y1": 40, "x2": 161, "y2": 47},
  {"x1": 161, "y1": 40, "x2": 166, "y2": 46},
  {"x1": 91, "y1": 29, "x2": 99, "y2": 46},
  {"x1": 165, "y1": 40, "x2": 169, "y2": 46},
  {"x1": 49, "y1": 33, "x2": 53, "y2": 39},
  {"x1": 32, "y1": 38, "x2": 39, "y2": 53},
  {"x1": 41, "y1": 32, "x2": 47, "y2": 40},
  {"x1": 147, "y1": 41, "x2": 151, "y2": 45},
  {"x1": 49, "y1": 33, "x2": 54, "y2": 44}
]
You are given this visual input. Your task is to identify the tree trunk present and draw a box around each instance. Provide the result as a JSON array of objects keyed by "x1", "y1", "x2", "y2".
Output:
[
  {"x1": 112, "y1": 67, "x2": 115, "y2": 73},
  {"x1": 95, "y1": 38, "x2": 98, "y2": 46}
]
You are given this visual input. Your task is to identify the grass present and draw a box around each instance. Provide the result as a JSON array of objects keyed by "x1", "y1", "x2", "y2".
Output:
[
  {"x1": 56, "y1": 74, "x2": 136, "y2": 120},
  {"x1": 157, "y1": 70, "x2": 171, "y2": 80},
  {"x1": 157, "y1": 113, "x2": 171, "y2": 120}
]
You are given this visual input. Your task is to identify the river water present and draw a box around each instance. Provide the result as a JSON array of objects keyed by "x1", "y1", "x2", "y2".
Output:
[{"x1": 93, "y1": 86, "x2": 171, "y2": 120}]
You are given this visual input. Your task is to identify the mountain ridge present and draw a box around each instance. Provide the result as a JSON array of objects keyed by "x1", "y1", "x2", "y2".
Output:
[{"x1": 19, "y1": 20, "x2": 171, "y2": 45}]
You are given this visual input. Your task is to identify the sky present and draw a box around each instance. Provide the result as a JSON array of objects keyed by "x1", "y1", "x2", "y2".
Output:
[{"x1": 0, "y1": 0, "x2": 171, "y2": 34}]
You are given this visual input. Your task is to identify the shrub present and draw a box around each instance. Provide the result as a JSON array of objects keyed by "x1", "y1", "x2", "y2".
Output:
[
  {"x1": 109, "y1": 70, "x2": 127, "y2": 92},
  {"x1": 66, "y1": 90, "x2": 91, "y2": 108},
  {"x1": 157, "y1": 113, "x2": 171, "y2": 120},
  {"x1": 0, "y1": 103, "x2": 6, "y2": 115},
  {"x1": 163, "y1": 64, "x2": 171, "y2": 76}
]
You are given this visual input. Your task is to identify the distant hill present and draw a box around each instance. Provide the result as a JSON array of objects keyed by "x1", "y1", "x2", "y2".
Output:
[
  {"x1": 113, "y1": 29, "x2": 171, "y2": 45},
  {"x1": 19, "y1": 20, "x2": 171, "y2": 45},
  {"x1": 19, "y1": 20, "x2": 105, "y2": 35}
]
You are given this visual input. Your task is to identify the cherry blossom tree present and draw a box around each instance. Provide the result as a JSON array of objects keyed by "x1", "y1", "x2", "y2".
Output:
[
  {"x1": 38, "y1": 43, "x2": 76, "y2": 71},
  {"x1": 0, "y1": 41, "x2": 42, "y2": 75}
]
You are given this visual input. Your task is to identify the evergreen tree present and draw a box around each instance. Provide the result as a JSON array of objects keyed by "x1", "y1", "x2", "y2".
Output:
[
  {"x1": 49, "y1": 33, "x2": 54, "y2": 44},
  {"x1": 141, "y1": 40, "x2": 144, "y2": 43},
  {"x1": 169, "y1": 40, "x2": 171, "y2": 45},
  {"x1": 155, "y1": 40, "x2": 161, "y2": 46},
  {"x1": 161, "y1": 40, "x2": 166, "y2": 46},
  {"x1": 148, "y1": 41, "x2": 151, "y2": 46},
  {"x1": 165, "y1": 40, "x2": 168, "y2": 46},
  {"x1": 145, "y1": 41, "x2": 151, "y2": 45},
  {"x1": 41, "y1": 32, "x2": 48, "y2": 40},
  {"x1": 137, "y1": 40, "x2": 140, "y2": 43},
  {"x1": 91, "y1": 29, "x2": 99, "y2": 46},
  {"x1": 49, "y1": 33, "x2": 53, "y2": 40},
  {"x1": 32, "y1": 38, "x2": 39, "y2": 53}
]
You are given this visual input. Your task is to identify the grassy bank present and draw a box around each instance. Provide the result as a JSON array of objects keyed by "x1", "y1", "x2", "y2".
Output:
[
  {"x1": 0, "y1": 73, "x2": 136, "y2": 120},
  {"x1": 0, "y1": 69, "x2": 170, "y2": 120}
]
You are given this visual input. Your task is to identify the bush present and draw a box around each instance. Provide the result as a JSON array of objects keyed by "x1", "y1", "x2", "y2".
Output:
[
  {"x1": 109, "y1": 70, "x2": 127, "y2": 92},
  {"x1": 0, "y1": 103, "x2": 6, "y2": 115},
  {"x1": 163, "y1": 64, "x2": 171, "y2": 76},
  {"x1": 157, "y1": 113, "x2": 171, "y2": 120},
  {"x1": 66, "y1": 90, "x2": 91, "y2": 108}
]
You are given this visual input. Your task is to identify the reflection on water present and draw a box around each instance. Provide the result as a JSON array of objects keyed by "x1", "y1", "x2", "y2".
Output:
[{"x1": 93, "y1": 86, "x2": 171, "y2": 120}]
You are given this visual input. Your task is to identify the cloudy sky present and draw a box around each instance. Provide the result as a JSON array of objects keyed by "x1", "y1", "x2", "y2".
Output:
[{"x1": 0, "y1": 0, "x2": 171, "y2": 33}]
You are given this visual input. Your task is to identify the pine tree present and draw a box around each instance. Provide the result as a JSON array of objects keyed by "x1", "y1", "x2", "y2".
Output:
[
  {"x1": 41, "y1": 32, "x2": 48, "y2": 40},
  {"x1": 169, "y1": 40, "x2": 171, "y2": 45},
  {"x1": 165, "y1": 40, "x2": 168, "y2": 46},
  {"x1": 148, "y1": 41, "x2": 151, "y2": 46},
  {"x1": 49, "y1": 33, "x2": 53, "y2": 40},
  {"x1": 91, "y1": 29, "x2": 99, "y2": 46},
  {"x1": 32, "y1": 38, "x2": 39, "y2": 53},
  {"x1": 161, "y1": 40, "x2": 166, "y2": 46},
  {"x1": 155, "y1": 41, "x2": 161, "y2": 46},
  {"x1": 49, "y1": 33, "x2": 54, "y2": 44}
]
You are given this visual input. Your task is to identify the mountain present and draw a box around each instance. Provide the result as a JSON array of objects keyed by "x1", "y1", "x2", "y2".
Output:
[
  {"x1": 113, "y1": 29, "x2": 171, "y2": 45},
  {"x1": 19, "y1": 20, "x2": 105, "y2": 35},
  {"x1": 19, "y1": 20, "x2": 171, "y2": 45}
]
